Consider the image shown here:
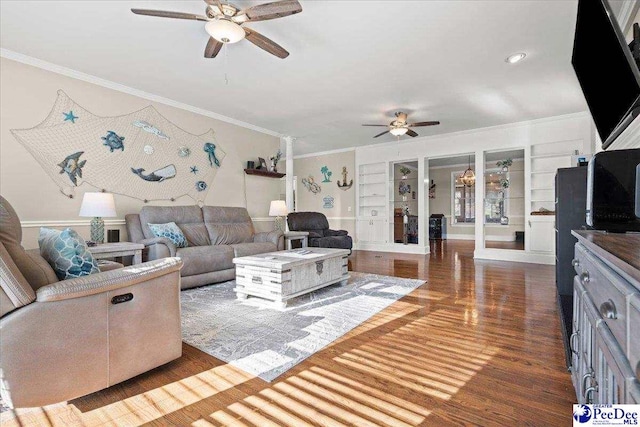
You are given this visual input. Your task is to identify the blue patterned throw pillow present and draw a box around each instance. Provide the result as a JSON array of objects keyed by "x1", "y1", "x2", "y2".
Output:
[
  {"x1": 148, "y1": 222, "x2": 188, "y2": 248},
  {"x1": 38, "y1": 227, "x2": 100, "y2": 280}
]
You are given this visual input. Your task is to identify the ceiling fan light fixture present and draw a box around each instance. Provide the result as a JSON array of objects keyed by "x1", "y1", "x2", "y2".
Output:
[
  {"x1": 205, "y1": 19, "x2": 245, "y2": 43},
  {"x1": 390, "y1": 127, "x2": 409, "y2": 136},
  {"x1": 505, "y1": 52, "x2": 526, "y2": 64}
]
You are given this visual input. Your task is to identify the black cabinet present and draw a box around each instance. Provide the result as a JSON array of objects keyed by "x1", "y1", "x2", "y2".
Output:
[
  {"x1": 555, "y1": 166, "x2": 587, "y2": 369},
  {"x1": 429, "y1": 214, "x2": 446, "y2": 240}
]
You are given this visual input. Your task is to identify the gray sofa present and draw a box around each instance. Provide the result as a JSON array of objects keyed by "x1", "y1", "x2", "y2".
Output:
[{"x1": 126, "y1": 206, "x2": 284, "y2": 289}]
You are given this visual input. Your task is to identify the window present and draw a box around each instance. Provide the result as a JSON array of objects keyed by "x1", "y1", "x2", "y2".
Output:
[{"x1": 452, "y1": 173, "x2": 475, "y2": 224}]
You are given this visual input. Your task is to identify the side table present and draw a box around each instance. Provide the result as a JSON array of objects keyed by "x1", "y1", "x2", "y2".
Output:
[
  {"x1": 89, "y1": 242, "x2": 145, "y2": 265},
  {"x1": 284, "y1": 231, "x2": 309, "y2": 250}
]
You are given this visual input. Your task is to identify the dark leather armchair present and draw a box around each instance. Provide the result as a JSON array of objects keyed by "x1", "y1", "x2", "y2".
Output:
[{"x1": 287, "y1": 212, "x2": 352, "y2": 252}]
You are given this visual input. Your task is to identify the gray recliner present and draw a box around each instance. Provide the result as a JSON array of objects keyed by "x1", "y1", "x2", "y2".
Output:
[
  {"x1": 287, "y1": 212, "x2": 353, "y2": 252},
  {"x1": 0, "y1": 196, "x2": 183, "y2": 408}
]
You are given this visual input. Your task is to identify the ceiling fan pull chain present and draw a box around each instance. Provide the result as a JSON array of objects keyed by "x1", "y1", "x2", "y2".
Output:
[{"x1": 224, "y1": 43, "x2": 229, "y2": 85}]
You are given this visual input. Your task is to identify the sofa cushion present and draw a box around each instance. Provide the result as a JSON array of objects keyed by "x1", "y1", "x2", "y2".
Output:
[
  {"x1": 38, "y1": 227, "x2": 100, "y2": 280},
  {"x1": 230, "y1": 242, "x2": 277, "y2": 258},
  {"x1": 148, "y1": 222, "x2": 188, "y2": 248},
  {"x1": 176, "y1": 245, "x2": 234, "y2": 277},
  {"x1": 202, "y1": 207, "x2": 255, "y2": 245},
  {"x1": 139, "y1": 206, "x2": 210, "y2": 247}
]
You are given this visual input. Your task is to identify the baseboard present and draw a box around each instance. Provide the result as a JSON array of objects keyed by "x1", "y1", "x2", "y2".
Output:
[
  {"x1": 474, "y1": 248, "x2": 555, "y2": 265},
  {"x1": 444, "y1": 234, "x2": 515, "y2": 242},
  {"x1": 355, "y1": 242, "x2": 430, "y2": 255}
]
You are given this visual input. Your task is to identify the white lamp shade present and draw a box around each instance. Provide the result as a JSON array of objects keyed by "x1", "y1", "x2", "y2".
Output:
[
  {"x1": 205, "y1": 19, "x2": 246, "y2": 43},
  {"x1": 79, "y1": 192, "x2": 117, "y2": 217},
  {"x1": 269, "y1": 200, "x2": 288, "y2": 217},
  {"x1": 390, "y1": 127, "x2": 408, "y2": 136}
]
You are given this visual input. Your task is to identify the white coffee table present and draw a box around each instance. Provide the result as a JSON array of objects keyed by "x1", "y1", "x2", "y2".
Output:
[{"x1": 233, "y1": 247, "x2": 350, "y2": 308}]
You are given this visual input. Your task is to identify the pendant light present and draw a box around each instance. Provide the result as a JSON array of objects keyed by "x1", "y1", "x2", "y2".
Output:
[{"x1": 460, "y1": 155, "x2": 476, "y2": 187}]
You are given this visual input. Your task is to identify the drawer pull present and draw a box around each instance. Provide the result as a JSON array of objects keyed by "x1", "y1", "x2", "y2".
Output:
[
  {"x1": 584, "y1": 386, "x2": 597, "y2": 404},
  {"x1": 252, "y1": 276, "x2": 263, "y2": 284},
  {"x1": 316, "y1": 260, "x2": 324, "y2": 275},
  {"x1": 599, "y1": 299, "x2": 617, "y2": 320},
  {"x1": 572, "y1": 259, "x2": 580, "y2": 267},
  {"x1": 569, "y1": 331, "x2": 579, "y2": 355},
  {"x1": 582, "y1": 371, "x2": 593, "y2": 395},
  {"x1": 580, "y1": 271, "x2": 590, "y2": 284}
]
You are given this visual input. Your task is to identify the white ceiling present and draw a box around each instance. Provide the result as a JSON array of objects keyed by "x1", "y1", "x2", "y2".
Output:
[{"x1": 1, "y1": 1, "x2": 593, "y2": 155}]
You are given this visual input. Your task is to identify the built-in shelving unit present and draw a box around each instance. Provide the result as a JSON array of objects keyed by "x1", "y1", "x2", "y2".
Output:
[
  {"x1": 527, "y1": 139, "x2": 584, "y2": 256},
  {"x1": 529, "y1": 139, "x2": 583, "y2": 214},
  {"x1": 357, "y1": 162, "x2": 388, "y2": 245}
]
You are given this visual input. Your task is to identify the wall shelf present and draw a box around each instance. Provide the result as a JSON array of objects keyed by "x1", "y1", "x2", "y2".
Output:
[{"x1": 244, "y1": 169, "x2": 285, "y2": 178}]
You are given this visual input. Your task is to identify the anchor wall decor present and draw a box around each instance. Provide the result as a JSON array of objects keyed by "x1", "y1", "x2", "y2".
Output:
[{"x1": 337, "y1": 166, "x2": 353, "y2": 191}]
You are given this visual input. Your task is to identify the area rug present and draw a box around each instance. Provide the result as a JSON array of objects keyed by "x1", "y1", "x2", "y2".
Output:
[{"x1": 181, "y1": 272, "x2": 425, "y2": 382}]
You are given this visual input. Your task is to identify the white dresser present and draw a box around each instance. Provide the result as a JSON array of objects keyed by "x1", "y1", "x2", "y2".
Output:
[{"x1": 571, "y1": 231, "x2": 640, "y2": 404}]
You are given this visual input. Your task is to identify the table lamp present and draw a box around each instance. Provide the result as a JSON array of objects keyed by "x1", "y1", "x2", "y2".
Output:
[
  {"x1": 269, "y1": 200, "x2": 288, "y2": 232},
  {"x1": 79, "y1": 192, "x2": 117, "y2": 244}
]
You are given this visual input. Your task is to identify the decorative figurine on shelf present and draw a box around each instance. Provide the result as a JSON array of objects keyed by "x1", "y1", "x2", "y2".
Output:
[
  {"x1": 270, "y1": 150, "x2": 282, "y2": 172},
  {"x1": 320, "y1": 166, "x2": 332, "y2": 182},
  {"x1": 500, "y1": 178, "x2": 510, "y2": 189},
  {"x1": 399, "y1": 181, "x2": 411, "y2": 201},
  {"x1": 402, "y1": 205, "x2": 410, "y2": 245},
  {"x1": 400, "y1": 166, "x2": 411, "y2": 180},
  {"x1": 496, "y1": 158, "x2": 513, "y2": 171},
  {"x1": 429, "y1": 180, "x2": 436, "y2": 199},
  {"x1": 337, "y1": 166, "x2": 353, "y2": 190}
]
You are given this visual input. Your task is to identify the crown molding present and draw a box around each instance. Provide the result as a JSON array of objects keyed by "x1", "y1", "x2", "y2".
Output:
[
  {"x1": 293, "y1": 146, "x2": 356, "y2": 160},
  {"x1": 0, "y1": 48, "x2": 282, "y2": 138}
]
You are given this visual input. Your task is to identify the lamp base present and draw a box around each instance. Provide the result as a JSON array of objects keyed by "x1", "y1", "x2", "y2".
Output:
[
  {"x1": 274, "y1": 216, "x2": 285, "y2": 232},
  {"x1": 90, "y1": 217, "x2": 105, "y2": 244}
]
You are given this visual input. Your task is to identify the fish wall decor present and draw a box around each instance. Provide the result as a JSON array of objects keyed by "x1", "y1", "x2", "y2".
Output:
[{"x1": 10, "y1": 90, "x2": 226, "y2": 202}]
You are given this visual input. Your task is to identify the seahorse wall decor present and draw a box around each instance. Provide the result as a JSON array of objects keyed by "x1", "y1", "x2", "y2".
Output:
[{"x1": 337, "y1": 166, "x2": 353, "y2": 190}]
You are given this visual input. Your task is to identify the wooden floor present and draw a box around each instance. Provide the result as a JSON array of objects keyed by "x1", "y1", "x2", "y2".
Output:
[{"x1": 1, "y1": 241, "x2": 575, "y2": 426}]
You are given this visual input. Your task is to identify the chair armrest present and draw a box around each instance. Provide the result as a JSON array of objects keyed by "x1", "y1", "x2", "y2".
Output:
[
  {"x1": 254, "y1": 230, "x2": 284, "y2": 250},
  {"x1": 36, "y1": 258, "x2": 183, "y2": 302},
  {"x1": 140, "y1": 237, "x2": 177, "y2": 258},
  {"x1": 325, "y1": 229, "x2": 348, "y2": 237}
]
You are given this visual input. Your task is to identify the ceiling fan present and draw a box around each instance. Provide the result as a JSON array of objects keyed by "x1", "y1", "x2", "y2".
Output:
[
  {"x1": 131, "y1": 0, "x2": 302, "y2": 59},
  {"x1": 362, "y1": 112, "x2": 440, "y2": 138}
]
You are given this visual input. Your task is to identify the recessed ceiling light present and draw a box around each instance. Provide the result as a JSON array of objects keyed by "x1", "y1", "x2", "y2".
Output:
[{"x1": 505, "y1": 52, "x2": 527, "y2": 64}]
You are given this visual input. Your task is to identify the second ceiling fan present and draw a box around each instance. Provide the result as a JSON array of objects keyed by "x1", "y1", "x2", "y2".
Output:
[
  {"x1": 131, "y1": 0, "x2": 302, "y2": 59},
  {"x1": 363, "y1": 112, "x2": 440, "y2": 138}
]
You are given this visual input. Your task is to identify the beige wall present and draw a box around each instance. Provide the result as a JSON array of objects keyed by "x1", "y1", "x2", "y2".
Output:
[
  {"x1": 0, "y1": 58, "x2": 281, "y2": 248},
  {"x1": 428, "y1": 159, "x2": 525, "y2": 241},
  {"x1": 293, "y1": 150, "x2": 355, "y2": 236}
]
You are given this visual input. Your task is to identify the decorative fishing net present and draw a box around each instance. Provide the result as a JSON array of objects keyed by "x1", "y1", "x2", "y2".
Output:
[{"x1": 11, "y1": 90, "x2": 226, "y2": 203}]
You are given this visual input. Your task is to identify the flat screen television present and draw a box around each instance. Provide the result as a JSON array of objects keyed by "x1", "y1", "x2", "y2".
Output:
[{"x1": 572, "y1": 0, "x2": 640, "y2": 149}]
